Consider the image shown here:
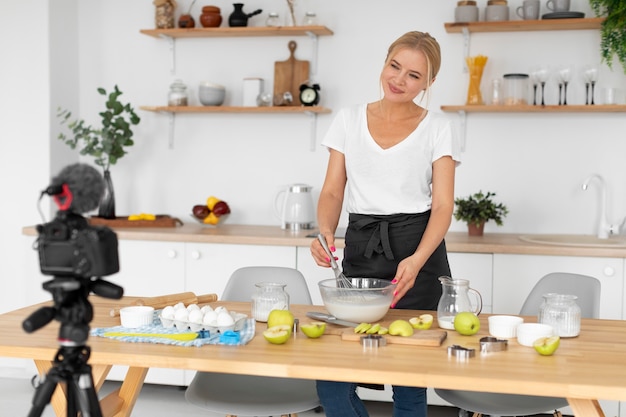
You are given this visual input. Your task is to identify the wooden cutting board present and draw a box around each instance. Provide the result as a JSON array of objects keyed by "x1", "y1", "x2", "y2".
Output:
[
  {"x1": 341, "y1": 329, "x2": 448, "y2": 347},
  {"x1": 273, "y1": 40, "x2": 310, "y2": 106}
]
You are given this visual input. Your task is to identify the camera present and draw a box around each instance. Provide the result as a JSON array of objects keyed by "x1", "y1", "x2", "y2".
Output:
[{"x1": 36, "y1": 210, "x2": 119, "y2": 278}]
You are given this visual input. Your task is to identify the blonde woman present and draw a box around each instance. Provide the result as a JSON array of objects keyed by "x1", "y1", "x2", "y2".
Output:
[{"x1": 310, "y1": 31, "x2": 461, "y2": 417}]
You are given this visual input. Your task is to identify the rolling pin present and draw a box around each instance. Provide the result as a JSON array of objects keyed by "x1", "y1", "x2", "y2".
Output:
[{"x1": 109, "y1": 292, "x2": 218, "y2": 317}]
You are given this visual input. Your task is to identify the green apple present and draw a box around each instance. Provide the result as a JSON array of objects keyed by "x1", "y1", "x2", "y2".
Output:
[
  {"x1": 378, "y1": 326, "x2": 389, "y2": 335},
  {"x1": 263, "y1": 325, "x2": 292, "y2": 344},
  {"x1": 453, "y1": 312, "x2": 481, "y2": 336},
  {"x1": 300, "y1": 321, "x2": 326, "y2": 338},
  {"x1": 388, "y1": 319, "x2": 414, "y2": 337},
  {"x1": 366, "y1": 323, "x2": 382, "y2": 334},
  {"x1": 267, "y1": 309, "x2": 294, "y2": 329},
  {"x1": 409, "y1": 314, "x2": 434, "y2": 330},
  {"x1": 533, "y1": 336, "x2": 560, "y2": 356},
  {"x1": 354, "y1": 323, "x2": 372, "y2": 334}
]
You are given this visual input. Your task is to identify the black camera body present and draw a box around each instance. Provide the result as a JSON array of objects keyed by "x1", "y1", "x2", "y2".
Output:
[{"x1": 36, "y1": 211, "x2": 119, "y2": 278}]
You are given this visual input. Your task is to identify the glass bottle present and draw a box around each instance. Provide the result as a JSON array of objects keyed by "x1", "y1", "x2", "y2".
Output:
[
  {"x1": 266, "y1": 12, "x2": 280, "y2": 27},
  {"x1": 302, "y1": 11, "x2": 318, "y2": 26},
  {"x1": 539, "y1": 293, "x2": 581, "y2": 337},
  {"x1": 251, "y1": 282, "x2": 290, "y2": 322},
  {"x1": 168, "y1": 79, "x2": 188, "y2": 106},
  {"x1": 491, "y1": 78, "x2": 502, "y2": 105}
]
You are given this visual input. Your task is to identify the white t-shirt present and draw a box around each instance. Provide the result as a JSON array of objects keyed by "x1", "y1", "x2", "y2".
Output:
[{"x1": 321, "y1": 104, "x2": 461, "y2": 215}]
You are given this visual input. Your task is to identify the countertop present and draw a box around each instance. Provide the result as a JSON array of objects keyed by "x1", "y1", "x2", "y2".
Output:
[{"x1": 22, "y1": 223, "x2": 626, "y2": 258}]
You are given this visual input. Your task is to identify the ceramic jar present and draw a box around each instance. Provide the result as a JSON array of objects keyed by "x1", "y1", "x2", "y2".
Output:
[
  {"x1": 485, "y1": 0, "x2": 509, "y2": 21},
  {"x1": 251, "y1": 282, "x2": 290, "y2": 322},
  {"x1": 200, "y1": 6, "x2": 222, "y2": 28},
  {"x1": 539, "y1": 293, "x2": 581, "y2": 337},
  {"x1": 455, "y1": 1, "x2": 479, "y2": 23}
]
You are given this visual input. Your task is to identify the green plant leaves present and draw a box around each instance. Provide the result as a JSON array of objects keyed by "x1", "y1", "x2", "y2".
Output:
[
  {"x1": 589, "y1": 0, "x2": 626, "y2": 73},
  {"x1": 454, "y1": 191, "x2": 509, "y2": 227}
]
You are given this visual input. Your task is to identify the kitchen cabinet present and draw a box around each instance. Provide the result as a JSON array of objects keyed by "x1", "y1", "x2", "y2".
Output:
[{"x1": 139, "y1": 25, "x2": 334, "y2": 149}]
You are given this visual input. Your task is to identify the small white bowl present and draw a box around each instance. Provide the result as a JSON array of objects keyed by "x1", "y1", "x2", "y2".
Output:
[
  {"x1": 198, "y1": 82, "x2": 225, "y2": 106},
  {"x1": 488, "y1": 315, "x2": 524, "y2": 338},
  {"x1": 120, "y1": 306, "x2": 155, "y2": 328},
  {"x1": 516, "y1": 323, "x2": 554, "y2": 346}
]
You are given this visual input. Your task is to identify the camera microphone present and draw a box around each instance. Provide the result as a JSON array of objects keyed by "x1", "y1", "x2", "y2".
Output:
[{"x1": 44, "y1": 163, "x2": 105, "y2": 214}]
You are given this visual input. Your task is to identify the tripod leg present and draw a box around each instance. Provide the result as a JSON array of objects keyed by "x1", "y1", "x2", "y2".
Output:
[
  {"x1": 28, "y1": 370, "x2": 60, "y2": 417},
  {"x1": 70, "y1": 369, "x2": 103, "y2": 417}
]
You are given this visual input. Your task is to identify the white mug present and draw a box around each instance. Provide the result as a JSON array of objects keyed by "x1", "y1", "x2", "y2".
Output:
[
  {"x1": 516, "y1": 0, "x2": 540, "y2": 19},
  {"x1": 547, "y1": 0, "x2": 570, "y2": 12}
]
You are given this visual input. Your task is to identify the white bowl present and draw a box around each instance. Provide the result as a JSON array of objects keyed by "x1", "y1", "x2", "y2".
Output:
[
  {"x1": 198, "y1": 82, "x2": 225, "y2": 106},
  {"x1": 516, "y1": 323, "x2": 554, "y2": 346},
  {"x1": 488, "y1": 315, "x2": 524, "y2": 338},
  {"x1": 120, "y1": 306, "x2": 155, "y2": 328}
]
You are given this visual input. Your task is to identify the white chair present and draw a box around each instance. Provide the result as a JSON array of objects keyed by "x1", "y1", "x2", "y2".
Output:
[
  {"x1": 436, "y1": 272, "x2": 601, "y2": 417},
  {"x1": 185, "y1": 266, "x2": 320, "y2": 417}
]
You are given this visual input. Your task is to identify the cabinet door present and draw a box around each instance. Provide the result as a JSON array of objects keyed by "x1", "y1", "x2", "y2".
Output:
[
  {"x1": 296, "y1": 246, "x2": 345, "y2": 306},
  {"x1": 492, "y1": 254, "x2": 623, "y2": 319},
  {"x1": 185, "y1": 243, "x2": 296, "y2": 301},
  {"x1": 448, "y1": 253, "x2": 493, "y2": 313}
]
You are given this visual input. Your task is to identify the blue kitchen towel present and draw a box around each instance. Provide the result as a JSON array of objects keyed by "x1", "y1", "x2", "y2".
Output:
[{"x1": 91, "y1": 312, "x2": 255, "y2": 347}]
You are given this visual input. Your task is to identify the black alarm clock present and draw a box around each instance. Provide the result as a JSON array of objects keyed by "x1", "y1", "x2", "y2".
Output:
[{"x1": 299, "y1": 83, "x2": 321, "y2": 106}]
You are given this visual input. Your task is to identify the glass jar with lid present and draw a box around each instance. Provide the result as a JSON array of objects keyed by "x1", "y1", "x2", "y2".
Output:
[
  {"x1": 266, "y1": 12, "x2": 280, "y2": 27},
  {"x1": 168, "y1": 79, "x2": 188, "y2": 106},
  {"x1": 539, "y1": 293, "x2": 581, "y2": 337},
  {"x1": 302, "y1": 11, "x2": 318, "y2": 25},
  {"x1": 251, "y1": 282, "x2": 290, "y2": 322},
  {"x1": 503, "y1": 73, "x2": 529, "y2": 105}
]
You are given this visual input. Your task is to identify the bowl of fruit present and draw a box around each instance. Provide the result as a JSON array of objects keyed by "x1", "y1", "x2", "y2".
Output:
[
  {"x1": 191, "y1": 196, "x2": 231, "y2": 226},
  {"x1": 318, "y1": 278, "x2": 396, "y2": 323}
]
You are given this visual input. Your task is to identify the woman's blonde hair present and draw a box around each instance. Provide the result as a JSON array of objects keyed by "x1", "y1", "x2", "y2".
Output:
[{"x1": 384, "y1": 31, "x2": 442, "y2": 105}]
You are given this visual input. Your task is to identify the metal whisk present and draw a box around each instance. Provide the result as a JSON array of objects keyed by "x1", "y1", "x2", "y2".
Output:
[{"x1": 317, "y1": 234, "x2": 354, "y2": 289}]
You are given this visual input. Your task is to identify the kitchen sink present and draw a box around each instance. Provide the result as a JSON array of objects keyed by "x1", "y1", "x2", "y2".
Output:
[{"x1": 519, "y1": 234, "x2": 626, "y2": 248}]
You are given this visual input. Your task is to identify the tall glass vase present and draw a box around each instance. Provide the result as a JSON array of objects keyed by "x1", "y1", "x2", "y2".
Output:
[
  {"x1": 466, "y1": 55, "x2": 488, "y2": 105},
  {"x1": 98, "y1": 170, "x2": 116, "y2": 219}
]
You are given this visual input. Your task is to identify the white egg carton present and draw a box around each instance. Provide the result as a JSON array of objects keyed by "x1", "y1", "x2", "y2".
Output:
[{"x1": 158, "y1": 303, "x2": 247, "y2": 333}]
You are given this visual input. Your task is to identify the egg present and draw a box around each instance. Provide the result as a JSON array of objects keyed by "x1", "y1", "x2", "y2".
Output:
[
  {"x1": 200, "y1": 305, "x2": 213, "y2": 314},
  {"x1": 174, "y1": 308, "x2": 189, "y2": 321},
  {"x1": 187, "y1": 303, "x2": 200, "y2": 312},
  {"x1": 173, "y1": 302, "x2": 186, "y2": 311},
  {"x1": 214, "y1": 306, "x2": 228, "y2": 315},
  {"x1": 217, "y1": 311, "x2": 235, "y2": 327},
  {"x1": 161, "y1": 305, "x2": 176, "y2": 319},
  {"x1": 188, "y1": 309, "x2": 203, "y2": 324},
  {"x1": 202, "y1": 310, "x2": 218, "y2": 325}
]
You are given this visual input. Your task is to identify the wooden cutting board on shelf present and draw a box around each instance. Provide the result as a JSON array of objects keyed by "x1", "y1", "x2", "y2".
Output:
[{"x1": 273, "y1": 40, "x2": 310, "y2": 106}]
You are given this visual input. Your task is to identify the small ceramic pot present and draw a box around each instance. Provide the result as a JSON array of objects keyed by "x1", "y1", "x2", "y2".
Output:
[{"x1": 200, "y1": 6, "x2": 223, "y2": 28}]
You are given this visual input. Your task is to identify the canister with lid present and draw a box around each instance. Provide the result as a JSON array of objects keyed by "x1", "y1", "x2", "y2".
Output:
[
  {"x1": 168, "y1": 79, "x2": 189, "y2": 106},
  {"x1": 503, "y1": 73, "x2": 529, "y2": 105},
  {"x1": 455, "y1": 1, "x2": 479, "y2": 23},
  {"x1": 539, "y1": 293, "x2": 581, "y2": 337},
  {"x1": 485, "y1": 0, "x2": 509, "y2": 21}
]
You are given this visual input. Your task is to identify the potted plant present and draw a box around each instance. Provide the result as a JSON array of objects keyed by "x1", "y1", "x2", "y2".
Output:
[
  {"x1": 57, "y1": 85, "x2": 141, "y2": 219},
  {"x1": 589, "y1": 0, "x2": 626, "y2": 73},
  {"x1": 454, "y1": 191, "x2": 508, "y2": 236}
]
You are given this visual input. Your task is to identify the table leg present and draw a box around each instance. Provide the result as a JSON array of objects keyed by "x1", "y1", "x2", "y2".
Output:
[
  {"x1": 567, "y1": 398, "x2": 605, "y2": 417},
  {"x1": 100, "y1": 366, "x2": 148, "y2": 417}
]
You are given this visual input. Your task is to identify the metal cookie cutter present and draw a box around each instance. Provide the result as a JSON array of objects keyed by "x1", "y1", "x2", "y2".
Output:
[
  {"x1": 447, "y1": 344, "x2": 475, "y2": 359},
  {"x1": 361, "y1": 335, "x2": 387, "y2": 348},
  {"x1": 479, "y1": 336, "x2": 508, "y2": 353}
]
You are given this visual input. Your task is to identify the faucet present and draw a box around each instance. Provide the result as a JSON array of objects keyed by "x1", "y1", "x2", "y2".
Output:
[{"x1": 581, "y1": 174, "x2": 622, "y2": 239}]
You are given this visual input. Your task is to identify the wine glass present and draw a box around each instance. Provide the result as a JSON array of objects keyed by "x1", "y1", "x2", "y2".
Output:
[
  {"x1": 530, "y1": 68, "x2": 543, "y2": 106},
  {"x1": 557, "y1": 66, "x2": 572, "y2": 105},
  {"x1": 533, "y1": 66, "x2": 550, "y2": 106},
  {"x1": 583, "y1": 65, "x2": 599, "y2": 105}
]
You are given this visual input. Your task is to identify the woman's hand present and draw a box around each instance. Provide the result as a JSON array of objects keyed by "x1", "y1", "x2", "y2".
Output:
[
  {"x1": 310, "y1": 233, "x2": 338, "y2": 267},
  {"x1": 390, "y1": 256, "x2": 422, "y2": 308}
]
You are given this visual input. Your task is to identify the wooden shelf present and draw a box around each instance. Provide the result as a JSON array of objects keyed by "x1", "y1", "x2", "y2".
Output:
[
  {"x1": 444, "y1": 17, "x2": 604, "y2": 33},
  {"x1": 140, "y1": 26, "x2": 334, "y2": 39},
  {"x1": 140, "y1": 105, "x2": 331, "y2": 114},
  {"x1": 441, "y1": 104, "x2": 626, "y2": 113}
]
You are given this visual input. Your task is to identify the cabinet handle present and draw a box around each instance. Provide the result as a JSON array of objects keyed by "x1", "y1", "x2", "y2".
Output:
[
  {"x1": 191, "y1": 250, "x2": 201, "y2": 260},
  {"x1": 167, "y1": 250, "x2": 178, "y2": 259},
  {"x1": 603, "y1": 266, "x2": 615, "y2": 277}
]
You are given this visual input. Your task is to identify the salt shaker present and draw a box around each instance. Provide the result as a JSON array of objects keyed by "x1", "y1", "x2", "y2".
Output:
[
  {"x1": 251, "y1": 282, "x2": 290, "y2": 322},
  {"x1": 539, "y1": 293, "x2": 581, "y2": 337}
]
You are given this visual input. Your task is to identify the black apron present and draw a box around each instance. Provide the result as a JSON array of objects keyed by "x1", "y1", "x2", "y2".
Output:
[{"x1": 342, "y1": 212, "x2": 450, "y2": 311}]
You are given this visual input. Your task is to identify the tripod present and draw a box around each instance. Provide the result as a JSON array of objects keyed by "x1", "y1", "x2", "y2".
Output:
[{"x1": 23, "y1": 275, "x2": 123, "y2": 417}]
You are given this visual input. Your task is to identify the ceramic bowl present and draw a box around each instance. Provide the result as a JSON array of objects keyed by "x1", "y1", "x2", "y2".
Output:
[
  {"x1": 488, "y1": 315, "x2": 524, "y2": 338},
  {"x1": 516, "y1": 322, "x2": 554, "y2": 346},
  {"x1": 120, "y1": 306, "x2": 155, "y2": 328},
  {"x1": 198, "y1": 82, "x2": 225, "y2": 106},
  {"x1": 318, "y1": 278, "x2": 396, "y2": 323}
]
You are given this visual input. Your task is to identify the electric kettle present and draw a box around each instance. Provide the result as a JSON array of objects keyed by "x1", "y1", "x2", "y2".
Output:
[{"x1": 274, "y1": 184, "x2": 315, "y2": 231}]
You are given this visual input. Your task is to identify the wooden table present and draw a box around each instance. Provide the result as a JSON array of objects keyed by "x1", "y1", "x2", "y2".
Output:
[{"x1": 1, "y1": 297, "x2": 625, "y2": 417}]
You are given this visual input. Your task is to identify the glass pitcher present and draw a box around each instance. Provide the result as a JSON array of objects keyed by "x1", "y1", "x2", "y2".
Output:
[{"x1": 436, "y1": 276, "x2": 483, "y2": 330}]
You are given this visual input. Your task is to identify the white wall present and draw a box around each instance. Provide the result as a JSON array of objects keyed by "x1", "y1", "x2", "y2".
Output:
[{"x1": 2, "y1": 0, "x2": 626, "y2": 311}]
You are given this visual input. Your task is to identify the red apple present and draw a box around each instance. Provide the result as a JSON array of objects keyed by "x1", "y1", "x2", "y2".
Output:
[
  {"x1": 212, "y1": 201, "x2": 231, "y2": 216},
  {"x1": 192, "y1": 204, "x2": 210, "y2": 219}
]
